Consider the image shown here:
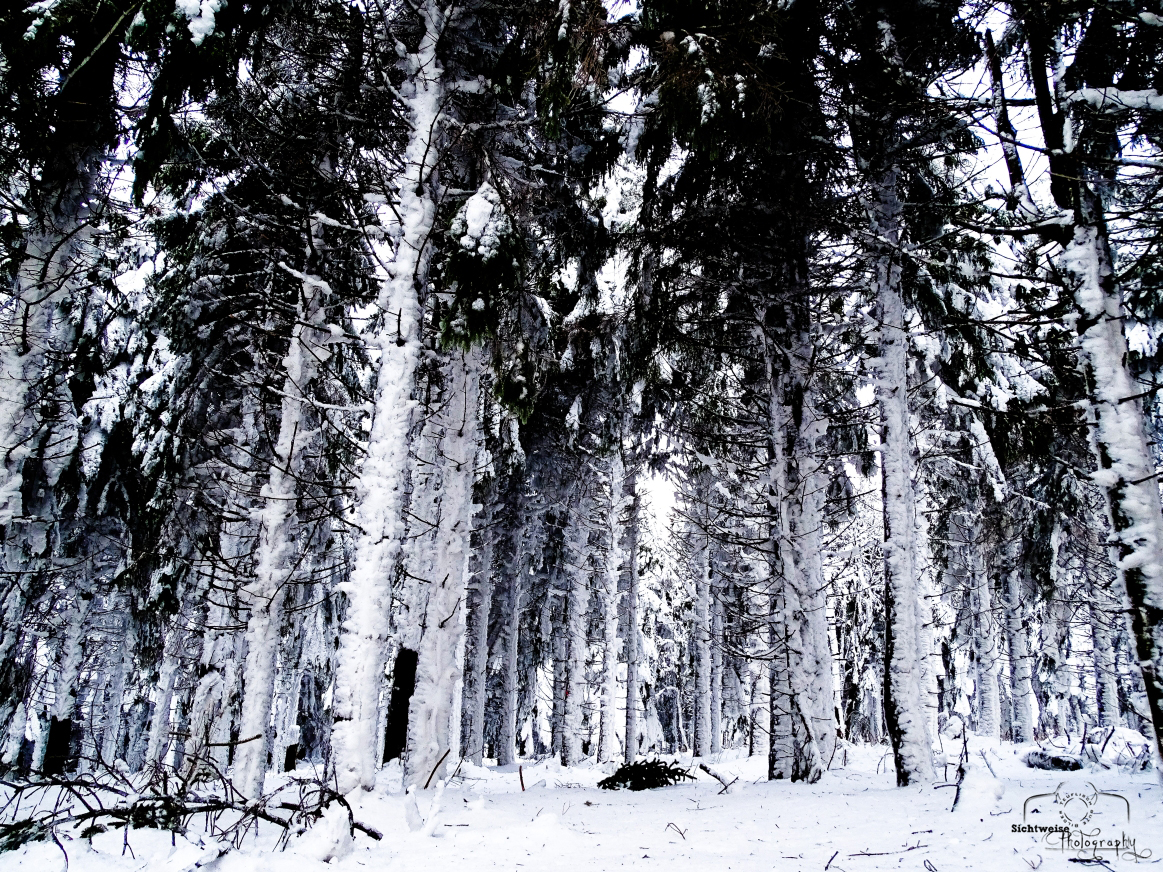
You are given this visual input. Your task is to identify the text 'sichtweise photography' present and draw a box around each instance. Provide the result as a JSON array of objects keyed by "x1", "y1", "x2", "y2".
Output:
[{"x1": 1, "y1": 0, "x2": 1162, "y2": 869}]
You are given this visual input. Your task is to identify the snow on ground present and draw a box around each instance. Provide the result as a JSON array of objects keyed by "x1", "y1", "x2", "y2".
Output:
[{"x1": 3, "y1": 738, "x2": 1159, "y2": 872}]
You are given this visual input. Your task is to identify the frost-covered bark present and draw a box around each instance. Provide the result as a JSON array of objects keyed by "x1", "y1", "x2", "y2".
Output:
[
  {"x1": 1091, "y1": 584, "x2": 1123, "y2": 729},
  {"x1": 99, "y1": 603, "x2": 136, "y2": 764},
  {"x1": 598, "y1": 453, "x2": 624, "y2": 763},
  {"x1": 1063, "y1": 212, "x2": 1163, "y2": 760},
  {"x1": 0, "y1": 161, "x2": 99, "y2": 741},
  {"x1": 761, "y1": 325, "x2": 825, "y2": 783},
  {"x1": 145, "y1": 621, "x2": 185, "y2": 768},
  {"x1": 1002, "y1": 536, "x2": 1035, "y2": 743},
  {"x1": 968, "y1": 525, "x2": 1000, "y2": 740},
  {"x1": 0, "y1": 155, "x2": 101, "y2": 530},
  {"x1": 798, "y1": 464, "x2": 836, "y2": 766},
  {"x1": 235, "y1": 227, "x2": 330, "y2": 798},
  {"x1": 548, "y1": 563, "x2": 566, "y2": 758},
  {"x1": 693, "y1": 536, "x2": 713, "y2": 758},
  {"x1": 497, "y1": 567, "x2": 523, "y2": 767},
  {"x1": 561, "y1": 498, "x2": 591, "y2": 767},
  {"x1": 402, "y1": 348, "x2": 482, "y2": 788},
  {"x1": 869, "y1": 163, "x2": 935, "y2": 785},
  {"x1": 710, "y1": 590, "x2": 723, "y2": 755},
  {"x1": 331, "y1": 0, "x2": 449, "y2": 794},
  {"x1": 623, "y1": 465, "x2": 641, "y2": 765},
  {"x1": 462, "y1": 499, "x2": 494, "y2": 765}
]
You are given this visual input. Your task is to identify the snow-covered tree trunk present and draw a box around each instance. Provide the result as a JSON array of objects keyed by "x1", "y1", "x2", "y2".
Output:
[
  {"x1": 710, "y1": 590, "x2": 723, "y2": 754},
  {"x1": 542, "y1": 561, "x2": 563, "y2": 755},
  {"x1": 270, "y1": 630, "x2": 305, "y2": 774},
  {"x1": 462, "y1": 500, "x2": 494, "y2": 765},
  {"x1": 761, "y1": 329, "x2": 824, "y2": 783},
  {"x1": 1091, "y1": 588, "x2": 1123, "y2": 729},
  {"x1": 497, "y1": 530, "x2": 525, "y2": 767},
  {"x1": 561, "y1": 503, "x2": 591, "y2": 767},
  {"x1": 623, "y1": 465, "x2": 641, "y2": 765},
  {"x1": 768, "y1": 581, "x2": 794, "y2": 779},
  {"x1": 598, "y1": 454, "x2": 624, "y2": 763},
  {"x1": 402, "y1": 348, "x2": 482, "y2": 789},
  {"x1": 99, "y1": 604, "x2": 136, "y2": 764},
  {"x1": 693, "y1": 536, "x2": 712, "y2": 758},
  {"x1": 1063, "y1": 210, "x2": 1163, "y2": 760},
  {"x1": 798, "y1": 475, "x2": 836, "y2": 766},
  {"x1": 331, "y1": 0, "x2": 449, "y2": 794},
  {"x1": 43, "y1": 584, "x2": 94, "y2": 773},
  {"x1": 0, "y1": 155, "x2": 99, "y2": 529},
  {"x1": 1003, "y1": 536, "x2": 1035, "y2": 743},
  {"x1": 234, "y1": 226, "x2": 329, "y2": 799},
  {"x1": 968, "y1": 530, "x2": 1000, "y2": 739},
  {"x1": 1, "y1": 702, "x2": 25, "y2": 768},
  {"x1": 869, "y1": 162, "x2": 935, "y2": 785},
  {"x1": 186, "y1": 565, "x2": 242, "y2": 770},
  {"x1": 145, "y1": 622, "x2": 184, "y2": 768}
]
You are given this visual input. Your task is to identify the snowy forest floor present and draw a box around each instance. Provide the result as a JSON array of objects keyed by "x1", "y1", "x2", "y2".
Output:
[{"x1": 2, "y1": 738, "x2": 1159, "y2": 872}]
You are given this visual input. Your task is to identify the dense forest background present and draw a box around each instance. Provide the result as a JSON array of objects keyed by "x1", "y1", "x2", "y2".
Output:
[{"x1": 1, "y1": 0, "x2": 1162, "y2": 808}]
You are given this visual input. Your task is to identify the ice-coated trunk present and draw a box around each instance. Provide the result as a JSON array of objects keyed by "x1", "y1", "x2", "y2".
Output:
[
  {"x1": 186, "y1": 568, "x2": 243, "y2": 771},
  {"x1": 561, "y1": 507, "x2": 591, "y2": 767},
  {"x1": 762, "y1": 334, "x2": 824, "y2": 783},
  {"x1": 1003, "y1": 537, "x2": 1035, "y2": 743},
  {"x1": 270, "y1": 635, "x2": 305, "y2": 774},
  {"x1": 52, "y1": 590, "x2": 93, "y2": 726},
  {"x1": 768, "y1": 582, "x2": 794, "y2": 779},
  {"x1": 598, "y1": 454, "x2": 624, "y2": 762},
  {"x1": 870, "y1": 162, "x2": 934, "y2": 785},
  {"x1": 331, "y1": 0, "x2": 448, "y2": 795},
  {"x1": 100, "y1": 606, "x2": 136, "y2": 764},
  {"x1": 623, "y1": 465, "x2": 641, "y2": 765},
  {"x1": 1091, "y1": 590, "x2": 1122, "y2": 729},
  {"x1": 1063, "y1": 213, "x2": 1163, "y2": 762},
  {"x1": 41, "y1": 583, "x2": 94, "y2": 773},
  {"x1": 1, "y1": 703, "x2": 25, "y2": 768},
  {"x1": 234, "y1": 227, "x2": 329, "y2": 798},
  {"x1": 462, "y1": 503, "x2": 494, "y2": 765},
  {"x1": 497, "y1": 558, "x2": 523, "y2": 767},
  {"x1": 710, "y1": 593, "x2": 723, "y2": 754},
  {"x1": 0, "y1": 162, "x2": 98, "y2": 528},
  {"x1": 0, "y1": 581, "x2": 28, "y2": 737},
  {"x1": 0, "y1": 202, "x2": 92, "y2": 746},
  {"x1": 797, "y1": 464, "x2": 836, "y2": 766},
  {"x1": 1000, "y1": 555, "x2": 1037, "y2": 739},
  {"x1": 550, "y1": 580, "x2": 567, "y2": 758},
  {"x1": 145, "y1": 624, "x2": 184, "y2": 768},
  {"x1": 969, "y1": 535, "x2": 1000, "y2": 740},
  {"x1": 693, "y1": 537, "x2": 713, "y2": 757},
  {"x1": 402, "y1": 349, "x2": 482, "y2": 789}
]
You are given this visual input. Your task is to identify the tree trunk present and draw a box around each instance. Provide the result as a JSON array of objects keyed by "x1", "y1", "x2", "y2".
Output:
[
  {"x1": 598, "y1": 454, "x2": 623, "y2": 762},
  {"x1": 623, "y1": 465, "x2": 640, "y2": 765},
  {"x1": 871, "y1": 162, "x2": 935, "y2": 785},
  {"x1": 1091, "y1": 583, "x2": 1123, "y2": 729},
  {"x1": 562, "y1": 501, "x2": 591, "y2": 767},
  {"x1": 402, "y1": 348, "x2": 482, "y2": 789},
  {"x1": 145, "y1": 623, "x2": 184, "y2": 768},
  {"x1": 497, "y1": 551, "x2": 523, "y2": 767},
  {"x1": 970, "y1": 538, "x2": 1001, "y2": 740},
  {"x1": 1064, "y1": 207, "x2": 1163, "y2": 762},
  {"x1": 331, "y1": 0, "x2": 448, "y2": 794},
  {"x1": 710, "y1": 591, "x2": 723, "y2": 754},
  {"x1": 100, "y1": 605, "x2": 136, "y2": 764},
  {"x1": 693, "y1": 536, "x2": 712, "y2": 757},
  {"x1": 462, "y1": 501, "x2": 494, "y2": 765},
  {"x1": 235, "y1": 227, "x2": 328, "y2": 798},
  {"x1": 1003, "y1": 536, "x2": 1035, "y2": 743}
]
